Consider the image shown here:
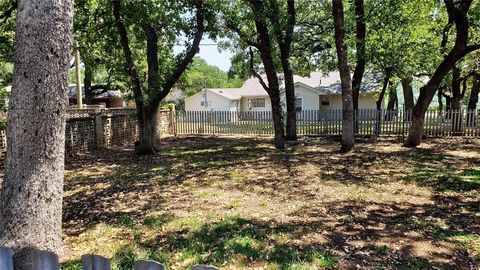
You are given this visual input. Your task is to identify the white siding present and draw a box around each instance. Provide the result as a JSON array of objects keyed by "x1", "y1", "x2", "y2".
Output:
[
  {"x1": 281, "y1": 85, "x2": 320, "y2": 111},
  {"x1": 358, "y1": 93, "x2": 377, "y2": 109},
  {"x1": 320, "y1": 93, "x2": 376, "y2": 111},
  {"x1": 185, "y1": 90, "x2": 238, "y2": 111},
  {"x1": 240, "y1": 96, "x2": 271, "y2": 111}
]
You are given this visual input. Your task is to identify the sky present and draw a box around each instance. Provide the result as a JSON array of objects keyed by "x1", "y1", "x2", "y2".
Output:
[{"x1": 174, "y1": 38, "x2": 233, "y2": 72}]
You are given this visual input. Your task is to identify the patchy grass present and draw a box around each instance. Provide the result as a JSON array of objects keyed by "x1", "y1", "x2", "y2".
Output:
[{"x1": 60, "y1": 136, "x2": 480, "y2": 269}]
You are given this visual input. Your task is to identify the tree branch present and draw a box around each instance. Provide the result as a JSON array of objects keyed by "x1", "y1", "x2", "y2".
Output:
[
  {"x1": 226, "y1": 20, "x2": 258, "y2": 48},
  {"x1": 249, "y1": 47, "x2": 269, "y2": 92},
  {"x1": 150, "y1": 0, "x2": 206, "y2": 107},
  {"x1": 0, "y1": 0, "x2": 16, "y2": 24},
  {"x1": 112, "y1": 0, "x2": 144, "y2": 110}
]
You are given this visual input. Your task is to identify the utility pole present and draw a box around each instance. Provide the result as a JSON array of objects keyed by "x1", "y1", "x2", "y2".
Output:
[{"x1": 75, "y1": 49, "x2": 83, "y2": 109}]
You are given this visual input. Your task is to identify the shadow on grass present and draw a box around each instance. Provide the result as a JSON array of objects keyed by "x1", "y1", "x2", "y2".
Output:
[
  {"x1": 62, "y1": 136, "x2": 480, "y2": 269},
  {"x1": 61, "y1": 198, "x2": 479, "y2": 269},
  {"x1": 404, "y1": 168, "x2": 480, "y2": 192}
]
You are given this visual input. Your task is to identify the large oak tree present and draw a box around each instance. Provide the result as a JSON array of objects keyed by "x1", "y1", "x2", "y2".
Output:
[
  {"x1": 112, "y1": 0, "x2": 208, "y2": 154},
  {"x1": 0, "y1": 0, "x2": 73, "y2": 268}
]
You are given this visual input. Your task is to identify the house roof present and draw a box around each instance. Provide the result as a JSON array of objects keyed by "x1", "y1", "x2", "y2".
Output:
[
  {"x1": 244, "y1": 71, "x2": 382, "y2": 95},
  {"x1": 187, "y1": 71, "x2": 382, "y2": 101},
  {"x1": 200, "y1": 87, "x2": 268, "y2": 101}
]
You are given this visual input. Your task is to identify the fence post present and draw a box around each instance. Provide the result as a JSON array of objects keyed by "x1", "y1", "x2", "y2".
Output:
[
  {"x1": 82, "y1": 254, "x2": 111, "y2": 270},
  {"x1": 17, "y1": 248, "x2": 59, "y2": 270},
  {"x1": 0, "y1": 247, "x2": 13, "y2": 270},
  {"x1": 134, "y1": 260, "x2": 165, "y2": 270},
  {"x1": 170, "y1": 109, "x2": 177, "y2": 136},
  {"x1": 93, "y1": 108, "x2": 104, "y2": 148}
]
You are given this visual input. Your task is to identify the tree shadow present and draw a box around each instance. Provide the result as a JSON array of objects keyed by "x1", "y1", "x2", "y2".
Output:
[{"x1": 61, "y1": 136, "x2": 480, "y2": 269}]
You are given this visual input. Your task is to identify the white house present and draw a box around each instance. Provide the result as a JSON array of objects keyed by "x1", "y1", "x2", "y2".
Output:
[{"x1": 184, "y1": 72, "x2": 379, "y2": 112}]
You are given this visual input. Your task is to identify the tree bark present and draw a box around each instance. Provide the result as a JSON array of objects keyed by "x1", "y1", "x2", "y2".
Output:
[
  {"x1": 404, "y1": 0, "x2": 476, "y2": 147},
  {"x1": 351, "y1": 0, "x2": 366, "y2": 112},
  {"x1": 135, "y1": 106, "x2": 162, "y2": 155},
  {"x1": 467, "y1": 73, "x2": 479, "y2": 126},
  {"x1": 438, "y1": 88, "x2": 444, "y2": 111},
  {"x1": 401, "y1": 77, "x2": 414, "y2": 121},
  {"x1": 332, "y1": 0, "x2": 354, "y2": 152},
  {"x1": 401, "y1": 77, "x2": 414, "y2": 111},
  {"x1": 451, "y1": 66, "x2": 462, "y2": 110},
  {"x1": 274, "y1": 0, "x2": 297, "y2": 142},
  {"x1": 374, "y1": 75, "x2": 390, "y2": 134},
  {"x1": 386, "y1": 84, "x2": 397, "y2": 111},
  {"x1": 249, "y1": 0, "x2": 285, "y2": 150},
  {"x1": 385, "y1": 83, "x2": 397, "y2": 121},
  {"x1": 0, "y1": 0, "x2": 73, "y2": 268}
]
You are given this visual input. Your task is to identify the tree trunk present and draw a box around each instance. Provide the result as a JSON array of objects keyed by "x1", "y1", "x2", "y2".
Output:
[
  {"x1": 351, "y1": 0, "x2": 366, "y2": 112},
  {"x1": 272, "y1": 0, "x2": 297, "y2": 141},
  {"x1": 374, "y1": 75, "x2": 390, "y2": 134},
  {"x1": 249, "y1": 0, "x2": 285, "y2": 150},
  {"x1": 385, "y1": 83, "x2": 397, "y2": 121},
  {"x1": 404, "y1": 0, "x2": 476, "y2": 147},
  {"x1": 135, "y1": 105, "x2": 162, "y2": 155},
  {"x1": 84, "y1": 65, "x2": 94, "y2": 104},
  {"x1": 401, "y1": 77, "x2": 414, "y2": 121},
  {"x1": 451, "y1": 66, "x2": 462, "y2": 111},
  {"x1": 0, "y1": 0, "x2": 73, "y2": 268},
  {"x1": 386, "y1": 84, "x2": 397, "y2": 111},
  {"x1": 401, "y1": 77, "x2": 414, "y2": 111},
  {"x1": 467, "y1": 74, "x2": 479, "y2": 111},
  {"x1": 467, "y1": 73, "x2": 479, "y2": 126},
  {"x1": 281, "y1": 53, "x2": 297, "y2": 142},
  {"x1": 332, "y1": 0, "x2": 354, "y2": 152},
  {"x1": 270, "y1": 93, "x2": 286, "y2": 149},
  {"x1": 438, "y1": 88, "x2": 444, "y2": 111},
  {"x1": 405, "y1": 106, "x2": 426, "y2": 147}
]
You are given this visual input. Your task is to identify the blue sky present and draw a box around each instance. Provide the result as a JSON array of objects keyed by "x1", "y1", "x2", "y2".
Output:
[{"x1": 174, "y1": 38, "x2": 233, "y2": 72}]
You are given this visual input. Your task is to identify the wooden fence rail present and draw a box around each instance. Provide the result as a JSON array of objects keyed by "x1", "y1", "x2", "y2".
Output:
[
  {"x1": 0, "y1": 246, "x2": 219, "y2": 270},
  {"x1": 173, "y1": 109, "x2": 480, "y2": 138}
]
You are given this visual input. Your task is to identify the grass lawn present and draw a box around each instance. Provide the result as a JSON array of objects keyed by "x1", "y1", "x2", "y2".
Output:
[{"x1": 61, "y1": 136, "x2": 480, "y2": 270}]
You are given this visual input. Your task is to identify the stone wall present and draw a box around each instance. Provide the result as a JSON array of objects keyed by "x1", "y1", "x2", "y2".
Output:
[{"x1": 0, "y1": 108, "x2": 174, "y2": 167}]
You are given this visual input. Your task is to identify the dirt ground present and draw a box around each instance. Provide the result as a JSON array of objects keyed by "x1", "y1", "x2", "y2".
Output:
[{"x1": 60, "y1": 136, "x2": 479, "y2": 270}]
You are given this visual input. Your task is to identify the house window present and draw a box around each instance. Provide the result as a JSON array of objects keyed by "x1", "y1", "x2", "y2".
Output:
[
  {"x1": 248, "y1": 98, "x2": 266, "y2": 108},
  {"x1": 321, "y1": 96, "x2": 330, "y2": 106},
  {"x1": 295, "y1": 97, "x2": 303, "y2": 111}
]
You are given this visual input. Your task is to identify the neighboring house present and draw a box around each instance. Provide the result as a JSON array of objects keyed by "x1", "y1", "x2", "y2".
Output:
[
  {"x1": 68, "y1": 85, "x2": 126, "y2": 108},
  {"x1": 184, "y1": 72, "x2": 379, "y2": 112}
]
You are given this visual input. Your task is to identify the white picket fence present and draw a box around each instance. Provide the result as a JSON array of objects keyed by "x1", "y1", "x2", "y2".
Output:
[{"x1": 173, "y1": 109, "x2": 480, "y2": 137}]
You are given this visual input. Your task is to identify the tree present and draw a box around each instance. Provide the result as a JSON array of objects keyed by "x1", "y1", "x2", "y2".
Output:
[
  {"x1": 223, "y1": 0, "x2": 286, "y2": 149},
  {"x1": 248, "y1": 0, "x2": 286, "y2": 149},
  {"x1": 73, "y1": 0, "x2": 127, "y2": 104},
  {"x1": 351, "y1": 0, "x2": 366, "y2": 112},
  {"x1": 268, "y1": 0, "x2": 298, "y2": 141},
  {"x1": 404, "y1": 0, "x2": 480, "y2": 147},
  {"x1": 112, "y1": 0, "x2": 206, "y2": 154},
  {"x1": 332, "y1": 0, "x2": 354, "y2": 152},
  {"x1": 0, "y1": 0, "x2": 73, "y2": 268}
]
